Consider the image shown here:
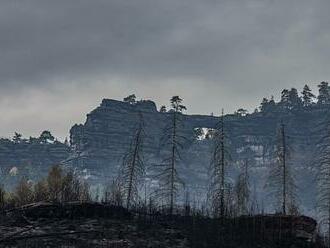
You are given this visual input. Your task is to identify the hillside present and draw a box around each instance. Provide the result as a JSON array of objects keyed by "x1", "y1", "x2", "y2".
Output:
[
  {"x1": 0, "y1": 202, "x2": 320, "y2": 248},
  {"x1": 2, "y1": 85, "x2": 330, "y2": 217},
  {"x1": 66, "y1": 96, "x2": 330, "y2": 216}
]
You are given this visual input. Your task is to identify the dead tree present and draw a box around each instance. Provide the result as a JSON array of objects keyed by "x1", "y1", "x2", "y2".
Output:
[
  {"x1": 235, "y1": 159, "x2": 250, "y2": 216},
  {"x1": 266, "y1": 123, "x2": 298, "y2": 215},
  {"x1": 208, "y1": 110, "x2": 231, "y2": 218},
  {"x1": 0, "y1": 185, "x2": 5, "y2": 211},
  {"x1": 156, "y1": 96, "x2": 187, "y2": 215},
  {"x1": 14, "y1": 177, "x2": 34, "y2": 206},
  {"x1": 317, "y1": 123, "x2": 330, "y2": 248},
  {"x1": 104, "y1": 179, "x2": 124, "y2": 206},
  {"x1": 120, "y1": 112, "x2": 145, "y2": 209}
]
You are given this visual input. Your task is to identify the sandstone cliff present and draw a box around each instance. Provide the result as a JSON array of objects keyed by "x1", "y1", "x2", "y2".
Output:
[
  {"x1": 68, "y1": 98, "x2": 330, "y2": 215},
  {"x1": 1, "y1": 98, "x2": 329, "y2": 216},
  {"x1": 0, "y1": 138, "x2": 70, "y2": 188}
]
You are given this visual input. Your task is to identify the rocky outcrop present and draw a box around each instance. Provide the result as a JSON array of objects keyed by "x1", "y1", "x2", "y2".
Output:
[
  {"x1": 0, "y1": 139, "x2": 70, "y2": 188},
  {"x1": 67, "y1": 99, "x2": 167, "y2": 181},
  {"x1": 1, "y1": 98, "x2": 329, "y2": 215},
  {"x1": 68, "y1": 99, "x2": 330, "y2": 215}
]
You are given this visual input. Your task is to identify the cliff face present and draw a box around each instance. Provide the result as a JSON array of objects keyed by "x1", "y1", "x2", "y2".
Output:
[
  {"x1": 1, "y1": 98, "x2": 328, "y2": 214},
  {"x1": 68, "y1": 99, "x2": 164, "y2": 180},
  {"x1": 68, "y1": 99, "x2": 330, "y2": 215},
  {"x1": 0, "y1": 139, "x2": 70, "y2": 188}
]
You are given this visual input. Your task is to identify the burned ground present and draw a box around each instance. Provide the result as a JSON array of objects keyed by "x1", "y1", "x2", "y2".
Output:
[{"x1": 0, "y1": 202, "x2": 323, "y2": 248}]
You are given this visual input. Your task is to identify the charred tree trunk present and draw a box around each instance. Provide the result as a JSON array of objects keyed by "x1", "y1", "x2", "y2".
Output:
[
  {"x1": 170, "y1": 110, "x2": 177, "y2": 215},
  {"x1": 281, "y1": 123, "x2": 287, "y2": 215},
  {"x1": 126, "y1": 126, "x2": 142, "y2": 209}
]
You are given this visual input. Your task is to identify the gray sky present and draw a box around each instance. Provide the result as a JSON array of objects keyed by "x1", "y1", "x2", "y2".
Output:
[{"x1": 1, "y1": 0, "x2": 330, "y2": 140}]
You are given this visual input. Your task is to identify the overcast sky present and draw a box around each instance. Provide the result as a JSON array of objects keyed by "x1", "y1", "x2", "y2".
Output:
[{"x1": 1, "y1": 0, "x2": 330, "y2": 140}]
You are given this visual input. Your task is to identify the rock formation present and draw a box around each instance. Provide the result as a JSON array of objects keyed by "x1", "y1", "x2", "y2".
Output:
[
  {"x1": 2, "y1": 97, "x2": 330, "y2": 216},
  {"x1": 0, "y1": 138, "x2": 70, "y2": 189},
  {"x1": 67, "y1": 98, "x2": 330, "y2": 215}
]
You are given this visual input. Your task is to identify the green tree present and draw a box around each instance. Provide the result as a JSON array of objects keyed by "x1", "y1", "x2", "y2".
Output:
[
  {"x1": 301, "y1": 84, "x2": 315, "y2": 107},
  {"x1": 123, "y1": 94, "x2": 136, "y2": 104},
  {"x1": 260, "y1": 96, "x2": 275, "y2": 113},
  {"x1": 235, "y1": 108, "x2": 248, "y2": 116},
  {"x1": 159, "y1": 105, "x2": 167, "y2": 113},
  {"x1": 39, "y1": 130, "x2": 55, "y2": 144},
  {"x1": 260, "y1": 98, "x2": 269, "y2": 112},
  {"x1": 280, "y1": 89, "x2": 290, "y2": 109},
  {"x1": 12, "y1": 132, "x2": 22, "y2": 144},
  {"x1": 288, "y1": 88, "x2": 302, "y2": 108},
  {"x1": 318, "y1": 81, "x2": 330, "y2": 104}
]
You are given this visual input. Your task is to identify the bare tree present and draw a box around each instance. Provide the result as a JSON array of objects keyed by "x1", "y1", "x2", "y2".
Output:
[
  {"x1": 15, "y1": 177, "x2": 33, "y2": 206},
  {"x1": 265, "y1": 123, "x2": 298, "y2": 215},
  {"x1": 47, "y1": 165, "x2": 64, "y2": 203},
  {"x1": 62, "y1": 171, "x2": 84, "y2": 202},
  {"x1": 317, "y1": 124, "x2": 330, "y2": 247},
  {"x1": 33, "y1": 179, "x2": 48, "y2": 202},
  {"x1": 79, "y1": 181, "x2": 91, "y2": 202},
  {"x1": 156, "y1": 96, "x2": 187, "y2": 215},
  {"x1": 235, "y1": 159, "x2": 250, "y2": 215},
  {"x1": 45, "y1": 165, "x2": 90, "y2": 203},
  {"x1": 104, "y1": 179, "x2": 124, "y2": 206},
  {"x1": 0, "y1": 185, "x2": 5, "y2": 210},
  {"x1": 120, "y1": 112, "x2": 146, "y2": 209},
  {"x1": 208, "y1": 110, "x2": 231, "y2": 218}
]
